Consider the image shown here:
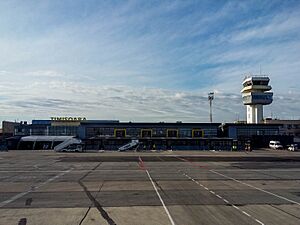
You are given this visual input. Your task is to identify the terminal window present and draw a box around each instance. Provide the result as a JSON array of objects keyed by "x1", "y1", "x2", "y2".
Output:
[
  {"x1": 115, "y1": 129, "x2": 126, "y2": 138},
  {"x1": 141, "y1": 129, "x2": 152, "y2": 138},
  {"x1": 192, "y1": 129, "x2": 203, "y2": 138},
  {"x1": 167, "y1": 129, "x2": 178, "y2": 138}
]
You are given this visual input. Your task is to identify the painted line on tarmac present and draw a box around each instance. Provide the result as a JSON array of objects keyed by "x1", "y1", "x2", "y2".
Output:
[
  {"x1": 0, "y1": 169, "x2": 72, "y2": 208},
  {"x1": 32, "y1": 159, "x2": 60, "y2": 169},
  {"x1": 146, "y1": 170, "x2": 176, "y2": 225},
  {"x1": 210, "y1": 169, "x2": 300, "y2": 206},
  {"x1": 33, "y1": 164, "x2": 39, "y2": 168},
  {"x1": 177, "y1": 156, "x2": 300, "y2": 206},
  {"x1": 181, "y1": 171, "x2": 265, "y2": 225},
  {"x1": 138, "y1": 156, "x2": 146, "y2": 170},
  {"x1": 139, "y1": 156, "x2": 176, "y2": 225}
]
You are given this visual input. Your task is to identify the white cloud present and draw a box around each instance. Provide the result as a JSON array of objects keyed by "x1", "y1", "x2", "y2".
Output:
[
  {"x1": 230, "y1": 10, "x2": 300, "y2": 42},
  {"x1": 25, "y1": 70, "x2": 66, "y2": 78}
]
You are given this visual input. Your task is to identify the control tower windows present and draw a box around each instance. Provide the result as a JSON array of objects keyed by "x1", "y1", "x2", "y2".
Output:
[
  {"x1": 243, "y1": 80, "x2": 269, "y2": 87},
  {"x1": 252, "y1": 80, "x2": 268, "y2": 85}
]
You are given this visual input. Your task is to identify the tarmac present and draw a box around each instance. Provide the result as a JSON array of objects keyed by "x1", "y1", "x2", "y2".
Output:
[{"x1": 0, "y1": 150, "x2": 300, "y2": 225}]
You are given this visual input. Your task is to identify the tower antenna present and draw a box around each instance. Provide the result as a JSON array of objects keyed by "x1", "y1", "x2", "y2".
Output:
[{"x1": 260, "y1": 65, "x2": 261, "y2": 75}]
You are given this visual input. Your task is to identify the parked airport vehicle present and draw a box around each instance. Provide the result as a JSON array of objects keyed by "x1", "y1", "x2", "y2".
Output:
[
  {"x1": 269, "y1": 140, "x2": 283, "y2": 150},
  {"x1": 288, "y1": 144, "x2": 298, "y2": 151}
]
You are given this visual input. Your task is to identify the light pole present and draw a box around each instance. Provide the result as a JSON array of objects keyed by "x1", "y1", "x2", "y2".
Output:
[{"x1": 208, "y1": 92, "x2": 214, "y2": 123}]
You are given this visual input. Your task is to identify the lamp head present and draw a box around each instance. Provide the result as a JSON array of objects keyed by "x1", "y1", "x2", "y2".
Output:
[{"x1": 208, "y1": 92, "x2": 214, "y2": 100}]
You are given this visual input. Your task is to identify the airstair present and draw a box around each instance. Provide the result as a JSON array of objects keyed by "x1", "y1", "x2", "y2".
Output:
[
  {"x1": 118, "y1": 139, "x2": 139, "y2": 151},
  {"x1": 54, "y1": 137, "x2": 82, "y2": 151}
]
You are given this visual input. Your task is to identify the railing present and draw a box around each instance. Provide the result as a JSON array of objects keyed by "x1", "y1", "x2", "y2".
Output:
[
  {"x1": 243, "y1": 74, "x2": 269, "y2": 80},
  {"x1": 118, "y1": 140, "x2": 139, "y2": 151}
]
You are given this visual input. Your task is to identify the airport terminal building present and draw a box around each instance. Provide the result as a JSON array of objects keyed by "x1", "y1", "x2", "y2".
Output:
[
  {"x1": 14, "y1": 118, "x2": 232, "y2": 150},
  {"x1": 8, "y1": 117, "x2": 292, "y2": 151}
]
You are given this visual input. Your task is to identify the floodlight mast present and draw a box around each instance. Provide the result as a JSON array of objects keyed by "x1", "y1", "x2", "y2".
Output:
[{"x1": 208, "y1": 92, "x2": 214, "y2": 123}]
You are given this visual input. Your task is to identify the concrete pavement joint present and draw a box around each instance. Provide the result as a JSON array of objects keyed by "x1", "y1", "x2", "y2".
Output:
[
  {"x1": 78, "y1": 162, "x2": 117, "y2": 225},
  {"x1": 79, "y1": 182, "x2": 105, "y2": 225},
  {"x1": 270, "y1": 205, "x2": 300, "y2": 220}
]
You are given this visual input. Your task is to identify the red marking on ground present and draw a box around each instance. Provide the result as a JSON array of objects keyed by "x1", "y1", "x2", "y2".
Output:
[
  {"x1": 175, "y1": 156, "x2": 208, "y2": 169},
  {"x1": 138, "y1": 156, "x2": 146, "y2": 170}
]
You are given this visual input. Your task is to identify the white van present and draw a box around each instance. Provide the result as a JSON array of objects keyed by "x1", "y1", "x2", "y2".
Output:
[{"x1": 269, "y1": 141, "x2": 283, "y2": 150}]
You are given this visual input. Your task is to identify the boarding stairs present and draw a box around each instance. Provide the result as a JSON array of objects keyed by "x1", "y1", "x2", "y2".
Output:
[
  {"x1": 54, "y1": 138, "x2": 82, "y2": 151},
  {"x1": 118, "y1": 139, "x2": 139, "y2": 151}
]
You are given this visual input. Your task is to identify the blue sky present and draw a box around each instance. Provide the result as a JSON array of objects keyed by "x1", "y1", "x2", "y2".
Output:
[{"x1": 0, "y1": 0, "x2": 300, "y2": 123}]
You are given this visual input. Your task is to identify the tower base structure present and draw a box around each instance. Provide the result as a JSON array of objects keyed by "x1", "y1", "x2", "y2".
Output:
[{"x1": 247, "y1": 105, "x2": 263, "y2": 124}]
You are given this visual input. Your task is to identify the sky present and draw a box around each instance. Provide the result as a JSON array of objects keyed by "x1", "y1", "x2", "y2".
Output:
[{"x1": 0, "y1": 0, "x2": 300, "y2": 124}]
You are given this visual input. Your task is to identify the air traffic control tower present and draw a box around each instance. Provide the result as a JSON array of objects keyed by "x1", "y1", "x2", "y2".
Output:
[{"x1": 241, "y1": 76, "x2": 273, "y2": 124}]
